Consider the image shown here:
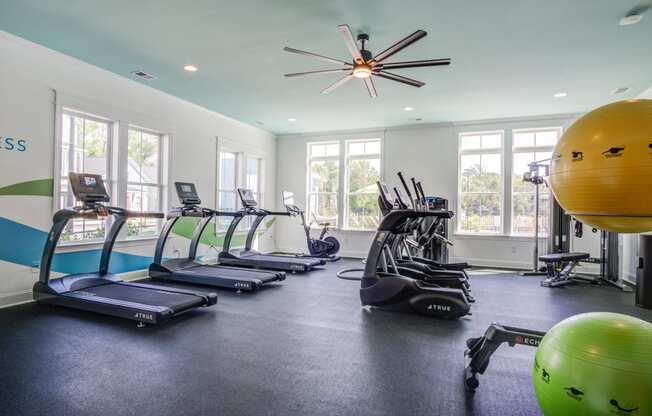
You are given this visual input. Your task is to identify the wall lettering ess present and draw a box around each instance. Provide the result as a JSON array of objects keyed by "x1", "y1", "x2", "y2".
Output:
[{"x1": 0, "y1": 137, "x2": 27, "y2": 152}]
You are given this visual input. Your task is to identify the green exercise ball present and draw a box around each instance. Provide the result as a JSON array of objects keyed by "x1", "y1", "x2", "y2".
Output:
[{"x1": 532, "y1": 313, "x2": 652, "y2": 415}]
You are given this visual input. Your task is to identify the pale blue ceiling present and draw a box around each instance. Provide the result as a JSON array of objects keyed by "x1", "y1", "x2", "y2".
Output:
[{"x1": 1, "y1": 0, "x2": 651, "y2": 134}]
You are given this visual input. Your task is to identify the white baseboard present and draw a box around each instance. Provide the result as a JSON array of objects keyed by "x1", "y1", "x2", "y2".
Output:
[
  {"x1": 0, "y1": 269, "x2": 150, "y2": 309},
  {"x1": 276, "y1": 246, "x2": 367, "y2": 260},
  {"x1": 623, "y1": 272, "x2": 637, "y2": 285}
]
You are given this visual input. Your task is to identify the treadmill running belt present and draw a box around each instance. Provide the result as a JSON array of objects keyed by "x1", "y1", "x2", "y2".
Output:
[
  {"x1": 244, "y1": 254, "x2": 322, "y2": 267},
  {"x1": 189, "y1": 266, "x2": 280, "y2": 282},
  {"x1": 78, "y1": 284, "x2": 201, "y2": 312}
]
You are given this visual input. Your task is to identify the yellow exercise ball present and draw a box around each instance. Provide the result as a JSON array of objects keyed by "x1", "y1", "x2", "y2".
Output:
[{"x1": 550, "y1": 99, "x2": 652, "y2": 233}]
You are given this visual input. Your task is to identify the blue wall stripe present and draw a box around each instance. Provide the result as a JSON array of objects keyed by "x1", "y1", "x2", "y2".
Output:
[{"x1": 0, "y1": 217, "x2": 153, "y2": 274}]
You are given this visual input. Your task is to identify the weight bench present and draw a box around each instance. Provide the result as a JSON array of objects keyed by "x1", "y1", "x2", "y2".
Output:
[{"x1": 539, "y1": 252, "x2": 592, "y2": 287}]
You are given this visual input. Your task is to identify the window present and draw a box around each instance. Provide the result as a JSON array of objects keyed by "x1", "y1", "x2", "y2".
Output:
[
  {"x1": 56, "y1": 107, "x2": 168, "y2": 244},
  {"x1": 344, "y1": 139, "x2": 381, "y2": 230},
  {"x1": 217, "y1": 151, "x2": 238, "y2": 231},
  {"x1": 59, "y1": 111, "x2": 112, "y2": 242},
  {"x1": 125, "y1": 127, "x2": 163, "y2": 238},
  {"x1": 511, "y1": 128, "x2": 560, "y2": 236},
  {"x1": 458, "y1": 132, "x2": 503, "y2": 234},
  {"x1": 306, "y1": 138, "x2": 382, "y2": 231},
  {"x1": 307, "y1": 142, "x2": 340, "y2": 227},
  {"x1": 246, "y1": 156, "x2": 263, "y2": 203}
]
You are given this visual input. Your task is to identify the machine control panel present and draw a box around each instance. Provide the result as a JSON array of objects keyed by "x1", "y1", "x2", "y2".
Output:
[
  {"x1": 68, "y1": 172, "x2": 110, "y2": 204},
  {"x1": 175, "y1": 182, "x2": 202, "y2": 206}
]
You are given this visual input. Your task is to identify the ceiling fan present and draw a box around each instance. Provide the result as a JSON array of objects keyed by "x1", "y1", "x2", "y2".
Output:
[{"x1": 283, "y1": 24, "x2": 451, "y2": 98}]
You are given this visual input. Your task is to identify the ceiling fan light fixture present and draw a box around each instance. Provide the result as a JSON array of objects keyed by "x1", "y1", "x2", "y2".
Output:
[
  {"x1": 620, "y1": 14, "x2": 643, "y2": 26},
  {"x1": 352, "y1": 65, "x2": 372, "y2": 79}
]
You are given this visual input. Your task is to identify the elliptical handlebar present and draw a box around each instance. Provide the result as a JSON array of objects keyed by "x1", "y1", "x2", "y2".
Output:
[{"x1": 397, "y1": 172, "x2": 415, "y2": 209}]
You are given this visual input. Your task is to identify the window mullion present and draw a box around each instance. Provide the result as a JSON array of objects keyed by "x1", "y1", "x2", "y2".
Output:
[{"x1": 338, "y1": 140, "x2": 346, "y2": 229}]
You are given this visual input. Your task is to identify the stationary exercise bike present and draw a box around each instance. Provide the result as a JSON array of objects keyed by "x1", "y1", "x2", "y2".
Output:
[{"x1": 282, "y1": 191, "x2": 341, "y2": 261}]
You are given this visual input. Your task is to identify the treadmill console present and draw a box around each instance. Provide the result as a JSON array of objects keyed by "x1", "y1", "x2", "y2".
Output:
[
  {"x1": 175, "y1": 182, "x2": 201, "y2": 206},
  {"x1": 68, "y1": 172, "x2": 110, "y2": 205},
  {"x1": 237, "y1": 188, "x2": 258, "y2": 207}
]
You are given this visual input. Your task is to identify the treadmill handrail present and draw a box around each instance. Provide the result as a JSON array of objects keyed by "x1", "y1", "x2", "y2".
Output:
[
  {"x1": 40, "y1": 204, "x2": 164, "y2": 284},
  {"x1": 166, "y1": 205, "x2": 241, "y2": 219}
]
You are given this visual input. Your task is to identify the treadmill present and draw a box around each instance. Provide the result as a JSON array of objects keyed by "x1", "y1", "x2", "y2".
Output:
[
  {"x1": 218, "y1": 189, "x2": 325, "y2": 272},
  {"x1": 149, "y1": 182, "x2": 286, "y2": 292},
  {"x1": 33, "y1": 173, "x2": 217, "y2": 326}
]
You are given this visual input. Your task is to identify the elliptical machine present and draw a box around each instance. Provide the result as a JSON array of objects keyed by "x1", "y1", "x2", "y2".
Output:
[
  {"x1": 357, "y1": 208, "x2": 471, "y2": 319},
  {"x1": 376, "y1": 181, "x2": 474, "y2": 302},
  {"x1": 282, "y1": 191, "x2": 341, "y2": 261}
]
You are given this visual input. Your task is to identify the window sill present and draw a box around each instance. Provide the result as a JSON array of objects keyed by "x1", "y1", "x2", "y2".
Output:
[
  {"x1": 453, "y1": 233, "x2": 548, "y2": 242},
  {"x1": 57, "y1": 236, "x2": 159, "y2": 252},
  {"x1": 332, "y1": 228, "x2": 376, "y2": 234}
]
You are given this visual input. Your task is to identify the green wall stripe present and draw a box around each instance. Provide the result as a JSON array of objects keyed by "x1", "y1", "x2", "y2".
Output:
[
  {"x1": 0, "y1": 179, "x2": 54, "y2": 197},
  {"x1": 171, "y1": 217, "x2": 276, "y2": 246}
]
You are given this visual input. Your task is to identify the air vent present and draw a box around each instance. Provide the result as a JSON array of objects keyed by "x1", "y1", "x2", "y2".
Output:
[
  {"x1": 131, "y1": 70, "x2": 156, "y2": 80},
  {"x1": 611, "y1": 87, "x2": 630, "y2": 95}
]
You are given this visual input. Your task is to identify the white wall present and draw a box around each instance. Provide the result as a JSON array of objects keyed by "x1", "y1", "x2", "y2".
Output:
[
  {"x1": 0, "y1": 31, "x2": 276, "y2": 307},
  {"x1": 275, "y1": 115, "x2": 578, "y2": 268},
  {"x1": 617, "y1": 85, "x2": 652, "y2": 284}
]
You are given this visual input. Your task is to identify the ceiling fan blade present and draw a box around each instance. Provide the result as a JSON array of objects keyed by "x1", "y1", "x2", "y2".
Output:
[
  {"x1": 374, "y1": 71, "x2": 425, "y2": 87},
  {"x1": 373, "y1": 30, "x2": 427, "y2": 64},
  {"x1": 283, "y1": 47, "x2": 352, "y2": 66},
  {"x1": 376, "y1": 58, "x2": 451, "y2": 70},
  {"x1": 628, "y1": 2, "x2": 650, "y2": 16},
  {"x1": 285, "y1": 68, "x2": 351, "y2": 77},
  {"x1": 337, "y1": 24, "x2": 364, "y2": 64},
  {"x1": 321, "y1": 74, "x2": 354, "y2": 94},
  {"x1": 363, "y1": 77, "x2": 378, "y2": 98}
]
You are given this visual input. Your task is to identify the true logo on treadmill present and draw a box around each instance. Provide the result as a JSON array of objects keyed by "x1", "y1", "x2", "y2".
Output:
[
  {"x1": 134, "y1": 312, "x2": 154, "y2": 321},
  {"x1": 234, "y1": 282, "x2": 251, "y2": 289},
  {"x1": 427, "y1": 304, "x2": 451, "y2": 312}
]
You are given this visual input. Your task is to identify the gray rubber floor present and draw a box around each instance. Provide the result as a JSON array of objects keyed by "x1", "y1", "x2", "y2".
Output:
[{"x1": 1, "y1": 259, "x2": 651, "y2": 416}]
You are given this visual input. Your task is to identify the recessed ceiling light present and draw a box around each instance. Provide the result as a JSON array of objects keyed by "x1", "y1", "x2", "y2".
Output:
[
  {"x1": 183, "y1": 64, "x2": 199, "y2": 72},
  {"x1": 256, "y1": 120, "x2": 265, "y2": 125},
  {"x1": 612, "y1": 87, "x2": 630, "y2": 95},
  {"x1": 288, "y1": 118, "x2": 297, "y2": 122},
  {"x1": 403, "y1": 106, "x2": 414, "y2": 111},
  {"x1": 620, "y1": 14, "x2": 643, "y2": 26},
  {"x1": 553, "y1": 91, "x2": 568, "y2": 98},
  {"x1": 415, "y1": 118, "x2": 423, "y2": 122}
]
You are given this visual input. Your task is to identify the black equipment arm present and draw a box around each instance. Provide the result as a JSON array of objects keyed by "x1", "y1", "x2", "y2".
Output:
[
  {"x1": 464, "y1": 323, "x2": 546, "y2": 392},
  {"x1": 397, "y1": 172, "x2": 415, "y2": 209},
  {"x1": 410, "y1": 177, "x2": 425, "y2": 207},
  {"x1": 416, "y1": 181, "x2": 427, "y2": 205},
  {"x1": 393, "y1": 187, "x2": 409, "y2": 209}
]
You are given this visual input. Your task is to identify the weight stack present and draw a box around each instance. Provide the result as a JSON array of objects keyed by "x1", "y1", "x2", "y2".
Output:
[{"x1": 636, "y1": 234, "x2": 652, "y2": 309}]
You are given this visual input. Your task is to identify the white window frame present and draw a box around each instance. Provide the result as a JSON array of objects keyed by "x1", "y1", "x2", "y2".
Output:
[
  {"x1": 217, "y1": 149, "x2": 240, "y2": 208},
  {"x1": 457, "y1": 130, "x2": 505, "y2": 236},
  {"x1": 343, "y1": 138, "x2": 383, "y2": 231},
  {"x1": 510, "y1": 127, "x2": 562, "y2": 237},
  {"x1": 56, "y1": 109, "x2": 116, "y2": 244},
  {"x1": 305, "y1": 136, "x2": 383, "y2": 232},
  {"x1": 245, "y1": 155, "x2": 264, "y2": 206},
  {"x1": 123, "y1": 125, "x2": 167, "y2": 239},
  {"x1": 215, "y1": 138, "x2": 266, "y2": 234},
  {"x1": 306, "y1": 140, "x2": 341, "y2": 228},
  {"x1": 53, "y1": 94, "x2": 171, "y2": 247}
]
